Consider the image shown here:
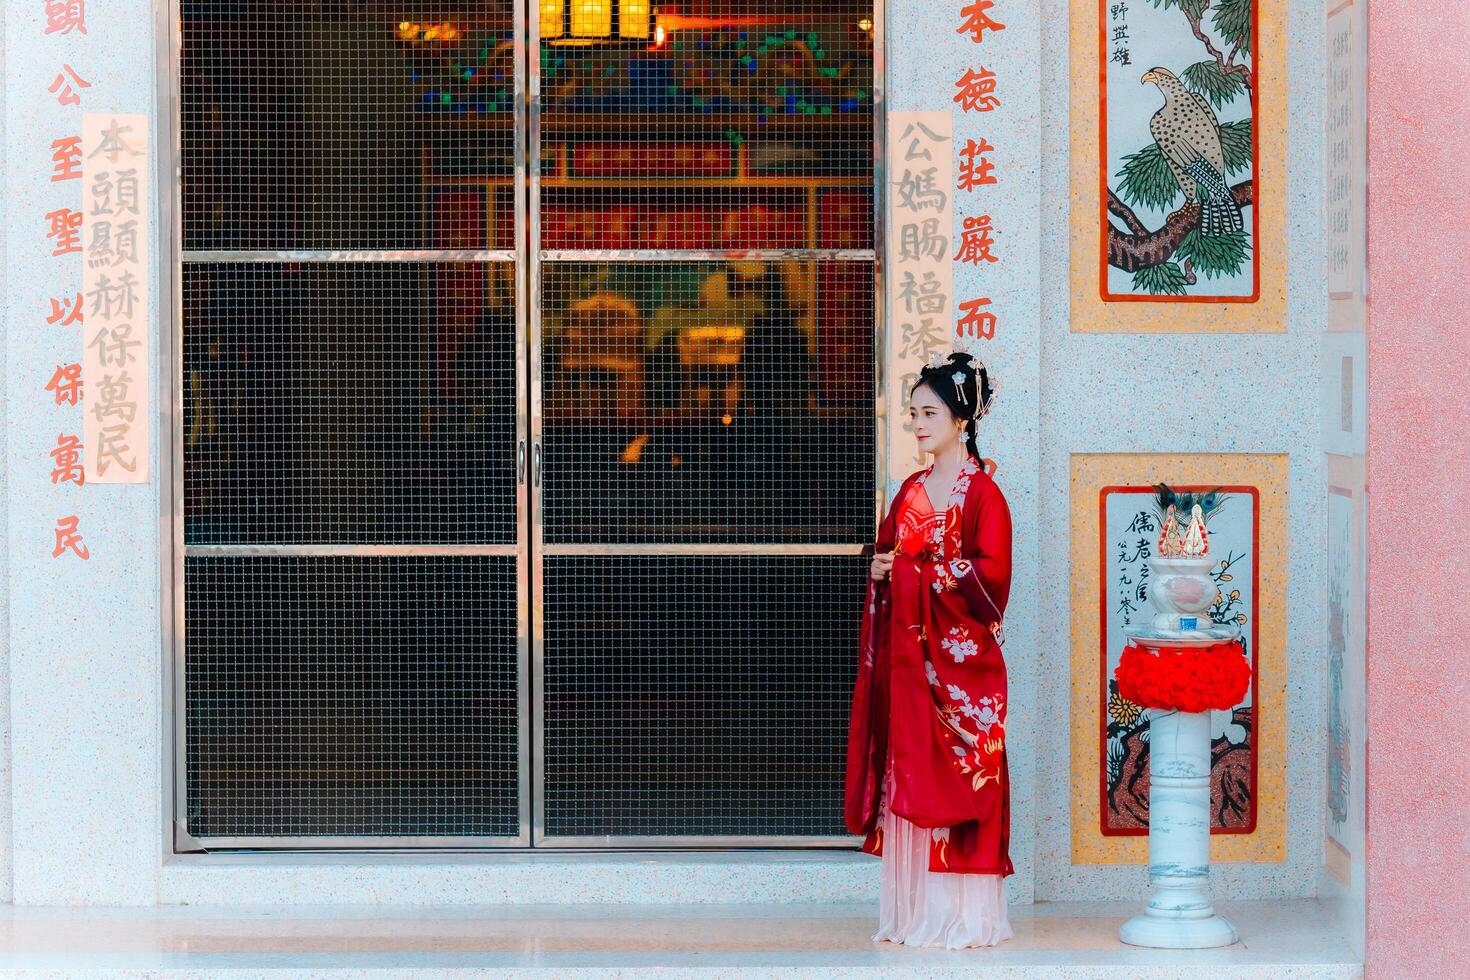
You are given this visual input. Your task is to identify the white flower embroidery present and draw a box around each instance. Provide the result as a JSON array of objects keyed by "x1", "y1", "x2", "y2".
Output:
[
  {"x1": 946, "y1": 683, "x2": 1001, "y2": 734},
  {"x1": 925, "y1": 660, "x2": 940, "y2": 687},
  {"x1": 942, "y1": 626, "x2": 978, "y2": 663}
]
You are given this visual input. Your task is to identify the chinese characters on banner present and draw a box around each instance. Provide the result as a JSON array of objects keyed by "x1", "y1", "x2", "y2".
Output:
[
  {"x1": 953, "y1": 20, "x2": 1002, "y2": 337},
  {"x1": 1100, "y1": 486, "x2": 1259, "y2": 835},
  {"x1": 1325, "y1": 0, "x2": 1365, "y2": 307},
  {"x1": 885, "y1": 2, "x2": 1021, "y2": 486},
  {"x1": 952, "y1": 0, "x2": 1008, "y2": 473},
  {"x1": 885, "y1": 110, "x2": 954, "y2": 479},
  {"x1": 81, "y1": 113, "x2": 150, "y2": 484},
  {"x1": 39, "y1": 2, "x2": 96, "y2": 559}
]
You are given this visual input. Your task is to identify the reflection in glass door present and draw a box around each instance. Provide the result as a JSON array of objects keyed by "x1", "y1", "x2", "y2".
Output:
[
  {"x1": 173, "y1": 0, "x2": 529, "y2": 847},
  {"x1": 172, "y1": 0, "x2": 880, "y2": 850},
  {"x1": 530, "y1": 0, "x2": 880, "y2": 845}
]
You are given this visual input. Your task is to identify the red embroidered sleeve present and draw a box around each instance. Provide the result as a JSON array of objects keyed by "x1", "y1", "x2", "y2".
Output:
[{"x1": 947, "y1": 478, "x2": 1012, "y2": 631}]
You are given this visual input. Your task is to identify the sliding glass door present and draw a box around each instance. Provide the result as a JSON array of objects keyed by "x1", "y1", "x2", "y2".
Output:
[{"x1": 172, "y1": 0, "x2": 879, "y2": 850}]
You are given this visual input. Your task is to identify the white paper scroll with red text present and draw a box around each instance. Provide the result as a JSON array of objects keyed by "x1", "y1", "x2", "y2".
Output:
[
  {"x1": 80, "y1": 113, "x2": 150, "y2": 483},
  {"x1": 885, "y1": 109, "x2": 955, "y2": 490}
]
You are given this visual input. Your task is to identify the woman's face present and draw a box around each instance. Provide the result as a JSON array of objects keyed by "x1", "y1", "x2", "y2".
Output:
[{"x1": 908, "y1": 382, "x2": 963, "y2": 456}]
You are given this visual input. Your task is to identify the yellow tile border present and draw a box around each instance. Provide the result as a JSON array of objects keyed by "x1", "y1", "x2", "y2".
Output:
[
  {"x1": 1068, "y1": 0, "x2": 1287, "y2": 331},
  {"x1": 1070, "y1": 453, "x2": 1288, "y2": 864},
  {"x1": 1325, "y1": 829, "x2": 1351, "y2": 886}
]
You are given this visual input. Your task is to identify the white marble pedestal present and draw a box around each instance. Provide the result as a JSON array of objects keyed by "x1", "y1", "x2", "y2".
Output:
[{"x1": 1118, "y1": 707, "x2": 1238, "y2": 949}]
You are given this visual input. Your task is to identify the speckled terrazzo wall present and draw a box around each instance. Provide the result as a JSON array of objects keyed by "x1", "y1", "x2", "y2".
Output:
[
  {"x1": 1, "y1": 0, "x2": 1345, "y2": 910},
  {"x1": 3, "y1": 0, "x2": 165, "y2": 904},
  {"x1": 1029, "y1": 0, "x2": 1328, "y2": 901},
  {"x1": 1, "y1": 0, "x2": 12, "y2": 906},
  {"x1": 874, "y1": 0, "x2": 1333, "y2": 909}
]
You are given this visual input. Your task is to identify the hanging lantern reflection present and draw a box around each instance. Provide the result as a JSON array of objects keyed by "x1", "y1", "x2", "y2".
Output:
[
  {"x1": 541, "y1": 0, "x2": 654, "y2": 42},
  {"x1": 396, "y1": 21, "x2": 463, "y2": 43}
]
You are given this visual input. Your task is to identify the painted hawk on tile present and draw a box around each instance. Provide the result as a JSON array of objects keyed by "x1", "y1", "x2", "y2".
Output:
[{"x1": 1140, "y1": 66, "x2": 1243, "y2": 238}]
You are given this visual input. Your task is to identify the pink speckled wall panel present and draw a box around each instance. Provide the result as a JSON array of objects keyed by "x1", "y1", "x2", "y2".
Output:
[{"x1": 1366, "y1": 3, "x2": 1470, "y2": 977}]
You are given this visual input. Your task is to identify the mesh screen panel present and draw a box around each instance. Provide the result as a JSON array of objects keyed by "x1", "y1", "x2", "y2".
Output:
[
  {"x1": 182, "y1": 261, "x2": 518, "y2": 546},
  {"x1": 537, "y1": 2, "x2": 875, "y2": 250},
  {"x1": 184, "y1": 554, "x2": 520, "y2": 838},
  {"x1": 174, "y1": 0, "x2": 879, "y2": 848},
  {"x1": 539, "y1": 260, "x2": 874, "y2": 544},
  {"x1": 541, "y1": 555, "x2": 864, "y2": 838},
  {"x1": 181, "y1": 0, "x2": 517, "y2": 251}
]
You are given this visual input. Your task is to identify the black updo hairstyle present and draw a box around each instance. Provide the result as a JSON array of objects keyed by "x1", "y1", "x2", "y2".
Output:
[{"x1": 909, "y1": 351, "x2": 995, "y2": 462}]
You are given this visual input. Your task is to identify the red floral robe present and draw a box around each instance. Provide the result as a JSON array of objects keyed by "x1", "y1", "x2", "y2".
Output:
[{"x1": 844, "y1": 452, "x2": 1014, "y2": 875}]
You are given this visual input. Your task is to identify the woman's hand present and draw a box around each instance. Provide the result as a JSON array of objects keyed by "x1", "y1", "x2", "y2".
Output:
[{"x1": 869, "y1": 551, "x2": 895, "y2": 581}]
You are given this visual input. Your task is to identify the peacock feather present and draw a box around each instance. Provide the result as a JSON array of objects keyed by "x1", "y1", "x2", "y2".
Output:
[{"x1": 1153, "y1": 483, "x2": 1231, "y2": 525}]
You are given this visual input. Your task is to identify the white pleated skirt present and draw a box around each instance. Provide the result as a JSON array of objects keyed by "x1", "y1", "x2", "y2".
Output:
[{"x1": 871, "y1": 764, "x2": 1014, "y2": 949}]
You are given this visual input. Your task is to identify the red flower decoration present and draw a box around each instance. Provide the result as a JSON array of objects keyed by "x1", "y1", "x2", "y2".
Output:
[{"x1": 1114, "y1": 641, "x2": 1250, "y2": 713}]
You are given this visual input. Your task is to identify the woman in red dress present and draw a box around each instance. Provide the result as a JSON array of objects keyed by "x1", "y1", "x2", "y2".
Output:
[{"x1": 844, "y1": 351, "x2": 1014, "y2": 948}]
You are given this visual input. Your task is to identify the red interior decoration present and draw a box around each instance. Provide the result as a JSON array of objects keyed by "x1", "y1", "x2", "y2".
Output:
[{"x1": 1114, "y1": 641, "x2": 1250, "y2": 713}]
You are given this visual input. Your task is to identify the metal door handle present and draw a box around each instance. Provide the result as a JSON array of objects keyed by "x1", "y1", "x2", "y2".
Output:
[
  {"x1": 533, "y1": 440, "x2": 542, "y2": 488},
  {"x1": 517, "y1": 438, "x2": 527, "y2": 485}
]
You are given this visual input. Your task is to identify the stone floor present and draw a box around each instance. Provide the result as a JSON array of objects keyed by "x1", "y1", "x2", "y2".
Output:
[{"x1": 0, "y1": 898, "x2": 1362, "y2": 977}]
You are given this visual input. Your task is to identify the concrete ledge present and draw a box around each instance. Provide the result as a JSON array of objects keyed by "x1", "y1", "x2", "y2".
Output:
[
  {"x1": 159, "y1": 851, "x2": 881, "y2": 906},
  {"x1": 0, "y1": 898, "x2": 1361, "y2": 977}
]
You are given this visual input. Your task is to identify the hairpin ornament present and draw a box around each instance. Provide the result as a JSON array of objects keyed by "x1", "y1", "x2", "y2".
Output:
[
  {"x1": 976, "y1": 373, "x2": 999, "y2": 419},
  {"x1": 952, "y1": 370, "x2": 968, "y2": 405}
]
